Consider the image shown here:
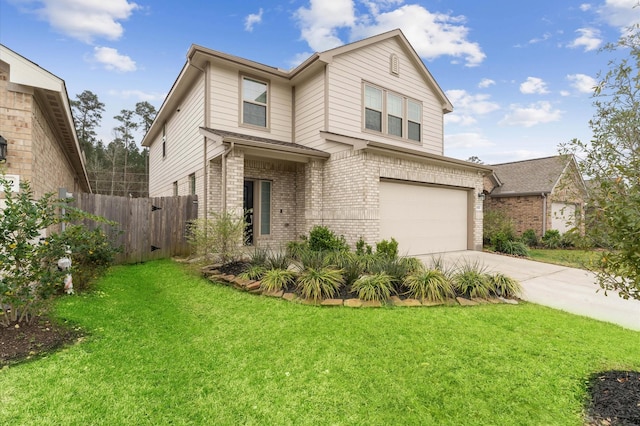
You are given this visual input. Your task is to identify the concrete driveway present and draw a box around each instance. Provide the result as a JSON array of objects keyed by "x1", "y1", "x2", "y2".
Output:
[{"x1": 417, "y1": 251, "x2": 640, "y2": 332}]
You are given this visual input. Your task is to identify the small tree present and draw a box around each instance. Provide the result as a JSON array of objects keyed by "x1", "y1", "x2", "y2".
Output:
[
  {"x1": 560, "y1": 24, "x2": 640, "y2": 300},
  {"x1": 0, "y1": 178, "x2": 66, "y2": 325},
  {"x1": 188, "y1": 211, "x2": 245, "y2": 264}
]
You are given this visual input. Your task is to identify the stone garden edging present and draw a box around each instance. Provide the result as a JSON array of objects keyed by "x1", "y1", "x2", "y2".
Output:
[{"x1": 201, "y1": 265, "x2": 520, "y2": 308}]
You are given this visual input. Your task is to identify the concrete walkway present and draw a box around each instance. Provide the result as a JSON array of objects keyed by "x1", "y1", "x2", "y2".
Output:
[{"x1": 417, "y1": 251, "x2": 640, "y2": 332}]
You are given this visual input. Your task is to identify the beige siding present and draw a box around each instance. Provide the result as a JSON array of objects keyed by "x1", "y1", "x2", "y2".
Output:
[
  {"x1": 294, "y1": 71, "x2": 325, "y2": 148},
  {"x1": 326, "y1": 38, "x2": 444, "y2": 154},
  {"x1": 209, "y1": 65, "x2": 292, "y2": 142},
  {"x1": 149, "y1": 74, "x2": 205, "y2": 202}
]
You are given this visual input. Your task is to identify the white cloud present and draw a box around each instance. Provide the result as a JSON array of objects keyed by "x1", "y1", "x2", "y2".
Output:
[
  {"x1": 529, "y1": 32, "x2": 551, "y2": 44},
  {"x1": 93, "y1": 47, "x2": 136, "y2": 72},
  {"x1": 499, "y1": 101, "x2": 563, "y2": 127},
  {"x1": 567, "y1": 73, "x2": 597, "y2": 94},
  {"x1": 445, "y1": 132, "x2": 494, "y2": 149},
  {"x1": 445, "y1": 89, "x2": 499, "y2": 126},
  {"x1": 26, "y1": 0, "x2": 138, "y2": 43},
  {"x1": 580, "y1": 3, "x2": 592, "y2": 11},
  {"x1": 108, "y1": 89, "x2": 165, "y2": 102},
  {"x1": 598, "y1": 0, "x2": 640, "y2": 30},
  {"x1": 244, "y1": 8, "x2": 263, "y2": 32},
  {"x1": 478, "y1": 78, "x2": 495, "y2": 88},
  {"x1": 568, "y1": 28, "x2": 602, "y2": 51},
  {"x1": 294, "y1": 0, "x2": 356, "y2": 51},
  {"x1": 560, "y1": 90, "x2": 571, "y2": 97},
  {"x1": 294, "y1": 1, "x2": 485, "y2": 66},
  {"x1": 351, "y1": 4, "x2": 485, "y2": 66},
  {"x1": 520, "y1": 77, "x2": 549, "y2": 94}
]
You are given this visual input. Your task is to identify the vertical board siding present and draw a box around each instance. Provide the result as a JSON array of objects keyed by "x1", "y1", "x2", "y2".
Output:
[{"x1": 71, "y1": 194, "x2": 198, "y2": 264}]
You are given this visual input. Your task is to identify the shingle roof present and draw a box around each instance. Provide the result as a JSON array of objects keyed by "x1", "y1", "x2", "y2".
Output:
[
  {"x1": 489, "y1": 155, "x2": 570, "y2": 196},
  {"x1": 201, "y1": 128, "x2": 330, "y2": 158}
]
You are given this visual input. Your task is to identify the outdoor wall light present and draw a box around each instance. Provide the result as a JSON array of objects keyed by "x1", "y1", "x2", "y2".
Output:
[
  {"x1": 0, "y1": 135, "x2": 7, "y2": 163},
  {"x1": 478, "y1": 192, "x2": 486, "y2": 201}
]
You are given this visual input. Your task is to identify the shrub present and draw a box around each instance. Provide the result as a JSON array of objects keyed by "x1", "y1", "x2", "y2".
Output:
[
  {"x1": 542, "y1": 230, "x2": 562, "y2": 249},
  {"x1": 488, "y1": 273, "x2": 522, "y2": 298},
  {"x1": 50, "y1": 225, "x2": 119, "y2": 292},
  {"x1": 248, "y1": 247, "x2": 268, "y2": 266},
  {"x1": 500, "y1": 240, "x2": 530, "y2": 257},
  {"x1": 296, "y1": 267, "x2": 344, "y2": 301},
  {"x1": 521, "y1": 229, "x2": 539, "y2": 247},
  {"x1": 0, "y1": 178, "x2": 66, "y2": 325},
  {"x1": 265, "y1": 251, "x2": 290, "y2": 270},
  {"x1": 308, "y1": 226, "x2": 348, "y2": 252},
  {"x1": 355, "y1": 237, "x2": 373, "y2": 255},
  {"x1": 375, "y1": 238, "x2": 398, "y2": 259},
  {"x1": 403, "y1": 269, "x2": 455, "y2": 302},
  {"x1": 239, "y1": 264, "x2": 266, "y2": 281},
  {"x1": 483, "y1": 210, "x2": 516, "y2": 246},
  {"x1": 351, "y1": 273, "x2": 394, "y2": 301},
  {"x1": 453, "y1": 261, "x2": 491, "y2": 299},
  {"x1": 286, "y1": 239, "x2": 308, "y2": 260},
  {"x1": 259, "y1": 268, "x2": 296, "y2": 292},
  {"x1": 188, "y1": 211, "x2": 245, "y2": 263}
]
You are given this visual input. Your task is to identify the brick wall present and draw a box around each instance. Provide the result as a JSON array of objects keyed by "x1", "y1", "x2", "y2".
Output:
[
  {"x1": 1, "y1": 62, "x2": 78, "y2": 199},
  {"x1": 484, "y1": 195, "x2": 545, "y2": 237}
]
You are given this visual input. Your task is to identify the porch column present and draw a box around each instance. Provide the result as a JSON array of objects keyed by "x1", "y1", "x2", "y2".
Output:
[
  {"x1": 304, "y1": 158, "x2": 323, "y2": 233},
  {"x1": 225, "y1": 149, "x2": 244, "y2": 217}
]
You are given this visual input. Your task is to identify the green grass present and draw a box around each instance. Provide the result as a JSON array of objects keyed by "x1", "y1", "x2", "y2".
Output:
[
  {"x1": 1, "y1": 260, "x2": 638, "y2": 425},
  {"x1": 528, "y1": 249, "x2": 600, "y2": 269}
]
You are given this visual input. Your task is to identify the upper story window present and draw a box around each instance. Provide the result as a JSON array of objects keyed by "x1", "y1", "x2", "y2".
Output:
[
  {"x1": 363, "y1": 83, "x2": 422, "y2": 142},
  {"x1": 241, "y1": 76, "x2": 268, "y2": 128},
  {"x1": 162, "y1": 123, "x2": 167, "y2": 158}
]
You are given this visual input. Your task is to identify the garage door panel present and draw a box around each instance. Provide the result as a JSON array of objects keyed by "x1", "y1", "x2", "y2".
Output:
[{"x1": 379, "y1": 181, "x2": 468, "y2": 255}]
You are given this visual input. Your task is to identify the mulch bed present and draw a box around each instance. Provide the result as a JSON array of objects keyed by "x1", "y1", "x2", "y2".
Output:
[
  {"x1": 585, "y1": 370, "x2": 640, "y2": 425},
  {"x1": 0, "y1": 316, "x2": 81, "y2": 366}
]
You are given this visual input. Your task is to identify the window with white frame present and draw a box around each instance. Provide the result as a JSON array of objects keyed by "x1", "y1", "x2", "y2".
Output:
[
  {"x1": 363, "y1": 83, "x2": 422, "y2": 142},
  {"x1": 241, "y1": 76, "x2": 268, "y2": 128}
]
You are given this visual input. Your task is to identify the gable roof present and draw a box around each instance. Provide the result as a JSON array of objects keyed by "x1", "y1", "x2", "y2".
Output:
[
  {"x1": 489, "y1": 155, "x2": 578, "y2": 197},
  {"x1": 0, "y1": 44, "x2": 91, "y2": 192},
  {"x1": 142, "y1": 29, "x2": 451, "y2": 148}
]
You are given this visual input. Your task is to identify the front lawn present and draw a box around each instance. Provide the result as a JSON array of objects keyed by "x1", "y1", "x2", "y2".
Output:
[
  {"x1": 528, "y1": 248, "x2": 600, "y2": 269},
  {"x1": 1, "y1": 260, "x2": 638, "y2": 425}
]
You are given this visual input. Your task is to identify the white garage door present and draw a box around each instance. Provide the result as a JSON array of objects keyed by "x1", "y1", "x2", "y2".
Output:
[
  {"x1": 379, "y1": 181, "x2": 468, "y2": 255},
  {"x1": 551, "y1": 202, "x2": 576, "y2": 234}
]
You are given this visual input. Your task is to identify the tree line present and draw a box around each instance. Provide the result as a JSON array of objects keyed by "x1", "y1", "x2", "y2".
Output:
[{"x1": 71, "y1": 90, "x2": 157, "y2": 198}]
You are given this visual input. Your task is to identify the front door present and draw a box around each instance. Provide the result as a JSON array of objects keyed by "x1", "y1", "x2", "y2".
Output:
[{"x1": 243, "y1": 180, "x2": 254, "y2": 245}]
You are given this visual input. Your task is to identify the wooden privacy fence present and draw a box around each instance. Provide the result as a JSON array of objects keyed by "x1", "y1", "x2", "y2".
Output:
[{"x1": 71, "y1": 194, "x2": 198, "y2": 264}]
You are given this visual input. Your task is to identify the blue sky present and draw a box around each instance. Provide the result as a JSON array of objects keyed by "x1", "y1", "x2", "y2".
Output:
[{"x1": 1, "y1": 0, "x2": 639, "y2": 164}]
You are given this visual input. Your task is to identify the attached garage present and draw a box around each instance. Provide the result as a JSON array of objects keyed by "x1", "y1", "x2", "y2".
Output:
[{"x1": 379, "y1": 180, "x2": 470, "y2": 255}]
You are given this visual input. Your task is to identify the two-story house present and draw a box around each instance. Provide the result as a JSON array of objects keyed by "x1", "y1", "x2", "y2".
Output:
[{"x1": 142, "y1": 29, "x2": 491, "y2": 255}]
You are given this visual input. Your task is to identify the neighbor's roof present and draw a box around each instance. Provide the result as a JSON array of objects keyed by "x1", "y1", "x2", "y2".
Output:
[{"x1": 489, "y1": 155, "x2": 571, "y2": 196}]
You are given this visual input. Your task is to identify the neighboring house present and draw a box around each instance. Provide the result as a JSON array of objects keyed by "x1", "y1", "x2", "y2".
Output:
[
  {"x1": 483, "y1": 155, "x2": 587, "y2": 237},
  {"x1": 142, "y1": 29, "x2": 491, "y2": 255},
  {"x1": 0, "y1": 44, "x2": 91, "y2": 201}
]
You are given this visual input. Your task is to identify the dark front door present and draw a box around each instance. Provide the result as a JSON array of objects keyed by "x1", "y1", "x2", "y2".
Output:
[{"x1": 243, "y1": 180, "x2": 254, "y2": 245}]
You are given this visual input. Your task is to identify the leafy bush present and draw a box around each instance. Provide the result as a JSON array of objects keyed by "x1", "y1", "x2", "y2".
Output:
[
  {"x1": 351, "y1": 273, "x2": 394, "y2": 301},
  {"x1": 188, "y1": 211, "x2": 244, "y2": 263},
  {"x1": 49, "y1": 225, "x2": 119, "y2": 292},
  {"x1": 355, "y1": 237, "x2": 373, "y2": 255},
  {"x1": 521, "y1": 229, "x2": 539, "y2": 247},
  {"x1": 403, "y1": 269, "x2": 455, "y2": 302},
  {"x1": 0, "y1": 179, "x2": 67, "y2": 325},
  {"x1": 308, "y1": 226, "x2": 348, "y2": 252},
  {"x1": 286, "y1": 239, "x2": 308, "y2": 260},
  {"x1": 296, "y1": 267, "x2": 344, "y2": 301},
  {"x1": 265, "y1": 251, "x2": 290, "y2": 270},
  {"x1": 488, "y1": 273, "x2": 522, "y2": 298},
  {"x1": 259, "y1": 268, "x2": 296, "y2": 292},
  {"x1": 453, "y1": 261, "x2": 491, "y2": 299},
  {"x1": 483, "y1": 210, "x2": 516, "y2": 246},
  {"x1": 542, "y1": 230, "x2": 562, "y2": 249},
  {"x1": 500, "y1": 240, "x2": 530, "y2": 257},
  {"x1": 375, "y1": 238, "x2": 398, "y2": 259}
]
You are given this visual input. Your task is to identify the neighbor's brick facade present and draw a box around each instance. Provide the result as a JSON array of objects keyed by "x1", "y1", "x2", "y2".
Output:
[{"x1": 0, "y1": 61, "x2": 79, "y2": 199}]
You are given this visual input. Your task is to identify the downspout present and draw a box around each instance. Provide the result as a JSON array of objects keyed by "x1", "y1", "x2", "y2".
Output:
[
  {"x1": 221, "y1": 141, "x2": 234, "y2": 212},
  {"x1": 541, "y1": 193, "x2": 547, "y2": 235}
]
